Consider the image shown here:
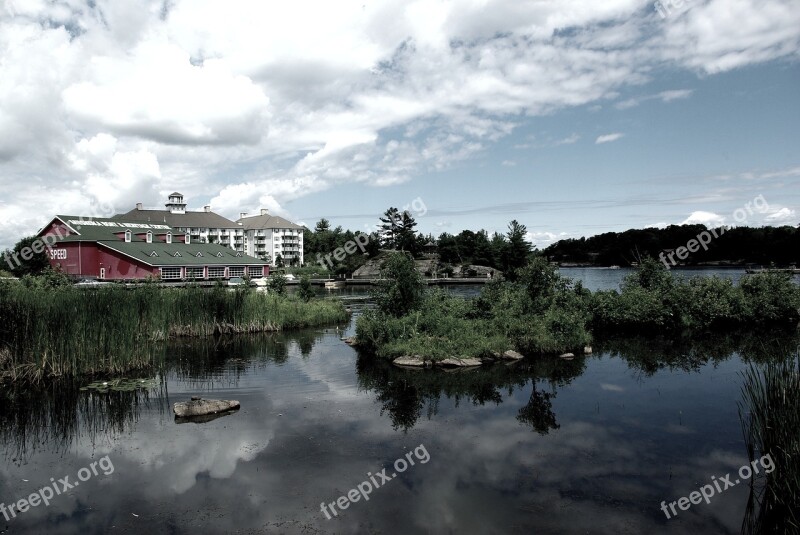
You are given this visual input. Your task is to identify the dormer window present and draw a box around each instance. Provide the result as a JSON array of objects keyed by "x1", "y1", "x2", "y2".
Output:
[
  {"x1": 166, "y1": 232, "x2": 172, "y2": 244},
  {"x1": 216, "y1": 252, "x2": 223, "y2": 258},
  {"x1": 195, "y1": 252, "x2": 203, "y2": 258},
  {"x1": 125, "y1": 230, "x2": 132, "y2": 243},
  {"x1": 174, "y1": 251, "x2": 182, "y2": 258},
  {"x1": 146, "y1": 231, "x2": 153, "y2": 244},
  {"x1": 185, "y1": 233, "x2": 191, "y2": 245},
  {"x1": 149, "y1": 251, "x2": 158, "y2": 257}
]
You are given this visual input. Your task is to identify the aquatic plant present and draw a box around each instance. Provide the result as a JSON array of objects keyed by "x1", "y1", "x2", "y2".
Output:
[
  {"x1": 739, "y1": 352, "x2": 800, "y2": 534},
  {"x1": 0, "y1": 282, "x2": 348, "y2": 381}
]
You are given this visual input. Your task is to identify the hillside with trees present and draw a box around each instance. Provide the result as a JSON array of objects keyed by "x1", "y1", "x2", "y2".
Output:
[{"x1": 542, "y1": 224, "x2": 800, "y2": 266}]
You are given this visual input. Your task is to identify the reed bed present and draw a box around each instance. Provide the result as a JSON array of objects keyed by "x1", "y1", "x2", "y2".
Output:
[
  {"x1": 739, "y1": 352, "x2": 800, "y2": 534},
  {"x1": 0, "y1": 283, "x2": 347, "y2": 382}
]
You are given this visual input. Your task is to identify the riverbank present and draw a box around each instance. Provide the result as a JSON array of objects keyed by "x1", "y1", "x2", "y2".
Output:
[{"x1": 0, "y1": 282, "x2": 348, "y2": 382}]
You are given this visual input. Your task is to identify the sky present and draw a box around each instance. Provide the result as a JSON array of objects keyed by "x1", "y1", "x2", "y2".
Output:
[{"x1": 0, "y1": 0, "x2": 798, "y2": 251}]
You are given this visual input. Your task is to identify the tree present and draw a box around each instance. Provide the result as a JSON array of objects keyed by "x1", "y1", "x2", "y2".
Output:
[
  {"x1": 373, "y1": 253, "x2": 426, "y2": 317},
  {"x1": 501, "y1": 220, "x2": 532, "y2": 279},
  {"x1": 298, "y1": 276, "x2": 315, "y2": 301},
  {"x1": 268, "y1": 272, "x2": 287, "y2": 295},
  {"x1": 396, "y1": 211, "x2": 419, "y2": 255},
  {"x1": 315, "y1": 218, "x2": 331, "y2": 232},
  {"x1": 275, "y1": 254, "x2": 284, "y2": 268},
  {"x1": 4, "y1": 236, "x2": 50, "y2": 277},
  {"x1": 379, "y1": 207, "x2": 402, "y2": 248}
]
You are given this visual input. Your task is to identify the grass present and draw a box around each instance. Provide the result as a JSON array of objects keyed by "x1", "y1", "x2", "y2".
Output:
[
  {"x1": 739, "y1": 352, "x2": 800, "y2": 534},
  {"x1": 0, "y1": 282, "x2": 348, "y2": 382}
]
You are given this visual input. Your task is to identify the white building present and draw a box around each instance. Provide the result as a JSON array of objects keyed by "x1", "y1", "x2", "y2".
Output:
[
  {"x1": 236, "y1": 210, "x2": 304, "y2": 266},
  {"x1": 117, "y1": 193, "x2": 305, "y2": 266}
]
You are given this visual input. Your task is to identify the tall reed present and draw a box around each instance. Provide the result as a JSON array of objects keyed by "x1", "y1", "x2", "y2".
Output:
[
  {"x1": 0, "y1": 282, "x2": 347, "y2": 381},
  {"x1": 738, "y1": 352, "x2": 800, "y2": 534}
]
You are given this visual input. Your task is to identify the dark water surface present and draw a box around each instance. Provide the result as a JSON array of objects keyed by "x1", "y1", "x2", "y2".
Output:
[{"x1": 1, "y1": 271, "x2": 797, "y2": 534}]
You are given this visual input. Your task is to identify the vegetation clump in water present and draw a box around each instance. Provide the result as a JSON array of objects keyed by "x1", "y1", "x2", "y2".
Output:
[{"x1": 356, "y1": 254, "x2": 800, "y2": 361}]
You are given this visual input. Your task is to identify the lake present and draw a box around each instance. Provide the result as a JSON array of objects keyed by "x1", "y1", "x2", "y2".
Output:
[{"x1": 0, "y1": 270, "x2": 797, "y2": 534}]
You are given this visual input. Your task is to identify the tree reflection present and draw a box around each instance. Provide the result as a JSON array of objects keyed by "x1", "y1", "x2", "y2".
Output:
[{"x1": 356, "y1": 354, "x2": 586, "y2": 432}]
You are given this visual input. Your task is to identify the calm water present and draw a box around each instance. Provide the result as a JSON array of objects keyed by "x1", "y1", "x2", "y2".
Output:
[{"x1": 1, "y1": 271, "x2": 797, "y2": 534}]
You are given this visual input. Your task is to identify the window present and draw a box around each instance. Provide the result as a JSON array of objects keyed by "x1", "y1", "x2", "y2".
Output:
[
  {"x1": 216, "y1": 251, "x2": 224, "y2": 258},
  {"x1": 186, "y1": 267, "x2": 204, "y2": 279},
  {"x1": 229, "y1": 267, "x2": 245, "y2": 278},
  {"x1": 208, "y1": 266, "x2": 225, "y2": 279},
  {"x1": 149, "y1": 251, "x2": 158, "y2": 257},
  {"x1": 185, "y1": 233, "x2": 191, "y2": 245},
  {"x1": 166, "y1": 232, "x2": 172, "y2": 244},
  {"x1": 235, "y1": 251, "x2": 242, "y2": 257},
  {"x1": 160, "y1": 267, "x2": 181, "y2": 280},
  {"x1": 195, "y1": 252, "x2": 203, "y2": 258},
  {"x1": 146, "y1": 231, "x2": 153, "y2": 244},
  {"x1": 174, "y1": 251, "x2": 182, "y2": 258},
  {"x1": 125, "y1": 230, "x2": 131, "y2": 243}
]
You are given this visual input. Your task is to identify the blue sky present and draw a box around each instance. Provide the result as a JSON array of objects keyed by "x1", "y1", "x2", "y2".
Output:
[{"x1": 0, "y1": 0, "x2": 798, "y2": 250}]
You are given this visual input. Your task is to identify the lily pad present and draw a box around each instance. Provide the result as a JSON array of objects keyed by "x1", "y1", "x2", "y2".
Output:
[{"x1": 80, "y1": 378, "x2": 159, "y2": 393}]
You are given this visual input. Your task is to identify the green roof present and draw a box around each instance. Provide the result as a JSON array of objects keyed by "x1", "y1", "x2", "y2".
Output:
[
  {"x1": 100, "y1": 242, "x2": 266, "y2": 267},
  {"x1": 44, "y1": 216, "x2": 267, "y2": 267}
]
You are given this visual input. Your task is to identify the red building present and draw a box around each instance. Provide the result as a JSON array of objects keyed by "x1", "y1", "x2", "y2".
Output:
[{"x1": 37, "y1": 215, "x2": 269, "y2": 281}]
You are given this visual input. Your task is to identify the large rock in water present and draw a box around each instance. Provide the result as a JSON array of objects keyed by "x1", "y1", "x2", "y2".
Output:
[
  {"x1": 174, "y1": 398, "x2": 240, "y2": 418},
  {"x1": 437, "y1": 357, "x2": 483, "y2": 367}
]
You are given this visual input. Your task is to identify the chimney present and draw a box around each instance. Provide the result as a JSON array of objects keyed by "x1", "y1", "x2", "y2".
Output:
[
  {"x1": 260, "y1": 208, "x2": 269, "y2": 216},
  {"x1": 240, "y1": 212, "x2": 247, "y2": 219},
  {"x1": 136, "y1": 203, "x2": 143, "y2": 210},
  {"x1": 204, "y1": 205, "x2": 211, "y2": 212}
]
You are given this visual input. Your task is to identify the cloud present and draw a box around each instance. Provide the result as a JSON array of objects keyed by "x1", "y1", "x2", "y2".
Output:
[
  {"x1": 595, "y1": 133, "x2": 624, "y2": 144},
  {"x1": 764, "y1": 207, "x2": 797, "y2": 223},
  {"x1": 1, "y1": 0, "x2": 799, "y2": 247},
  {"x1": 616, "y1": 88, "x2": 693, "y2": 109},
  {"x1": 682, "y1": 211, "x2": 726, "y2": 226}
]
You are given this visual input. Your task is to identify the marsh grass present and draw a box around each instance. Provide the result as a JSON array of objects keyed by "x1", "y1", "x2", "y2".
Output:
[
  {"x1": 0, "y1": 283, "x2": 347, "y2": 381},
  {"x1": 739, "y1": 352, "x2": 800, "y2": 534}
]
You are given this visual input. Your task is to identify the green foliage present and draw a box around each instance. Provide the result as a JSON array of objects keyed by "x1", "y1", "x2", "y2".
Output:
[
  {"x1": 297, "y1": 276, "x2": 315, "y2": 302},
  {"x1": 4, "y1": 236, "x2": 50, "y2": 277},
  {"x1": 268, "y1": 273, "x2": 287, "y2": 295},
  {"x1": 372, "y1": 253, "x2": 426, "y2": 317},
  {"x1": 0, "y1": 285, "x2": 347, "y2": 382}
]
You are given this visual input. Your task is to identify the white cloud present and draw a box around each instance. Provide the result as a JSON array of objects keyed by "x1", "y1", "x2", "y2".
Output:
[
  {"x1": 764, "y1": 207, "x2": 797, "y2": 223},
  {"x1": 682, "y1": 211, "x2": 726, "y2": 226},
  {"x1": 595, "y1": 133, "x2": 624, "y2": 144},
  {"x1": 0, "y1": 0, "x2": 798, "y2": 247},
  {"x1": 526, "y1": 231, "x2": 573, "y2": 248}
]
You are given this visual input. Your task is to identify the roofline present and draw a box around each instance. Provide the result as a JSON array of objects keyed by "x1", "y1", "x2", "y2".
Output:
[{"x1": 98, "y1": 242, "x2": 269, "y2": 267}]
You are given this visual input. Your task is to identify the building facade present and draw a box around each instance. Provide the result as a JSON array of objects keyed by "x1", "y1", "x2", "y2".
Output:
[
  {"x1": 38, "y1": 215, "x2": 269, "y2": 281},
  {"x1": 117, "y1": 193, "x2": 305, "y2": 266},
  {"x1": 236, "y1": 211, "x2": 305, "y2": 266}
]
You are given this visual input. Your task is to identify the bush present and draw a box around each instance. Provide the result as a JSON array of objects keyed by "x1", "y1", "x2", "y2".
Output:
[
  {"x1": 268, "y1": 273, "x2": 287, "y2": 295},
  {"x1": 372, "y1": 253, "x2": 426, "y2": 317},
  {"x1": 297, "y1": 276, "x2": 315, "y2": 302}
]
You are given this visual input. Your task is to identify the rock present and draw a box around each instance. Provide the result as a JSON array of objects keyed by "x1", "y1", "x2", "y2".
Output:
[
  {"x1": 437, "y1": 357, "x2": 483, "y2": 368},
  {"x1": 393, "y1": 356, "x2": 427, "y2": 367},
  {"x1": 559, "y1": 353, "x2": 575, "y2": 360},
  {"x1": 583, "y1": 346, "x2": 593, "y2": 355},
  {"x1": 342, "y1": 337, "x2": 357, "y2": 346},
  {"x1": 502, "y1": 350, "x2": 524, "y2": 361},
  {"x1": 174, "y1": 399, "x2": 240, "y2": 418},
  {"x1": 191, "y1": 395, "x2": 201, "y2": 401}
]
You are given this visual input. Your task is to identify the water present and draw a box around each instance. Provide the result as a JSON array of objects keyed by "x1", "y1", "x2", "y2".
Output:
[{"x1": 1, "y1": 270, "x2": 797, "y2": 534}]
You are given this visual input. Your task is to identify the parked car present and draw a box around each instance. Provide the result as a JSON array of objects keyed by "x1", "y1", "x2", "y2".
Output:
[
  {"x1": 75, "y1": 279, "x2": 111, "y2": 287},
  {"x1": 227, "y1": 276, "x2": 245, "y2": 287}
]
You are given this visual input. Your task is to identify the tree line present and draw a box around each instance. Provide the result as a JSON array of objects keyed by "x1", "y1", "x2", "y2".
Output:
[
  {"x1": 303, "y1": 207, "x2": 534, "y2": 276},
  {"x1": 543, "y1": 224, "x2": 800, "y2": 266}
]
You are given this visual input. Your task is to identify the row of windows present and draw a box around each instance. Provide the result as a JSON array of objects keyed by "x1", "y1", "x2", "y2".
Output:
[
  {"x1": 125, "y1": 230, "x2": 181, "y2": 244},
  {"x1": 161, "y1": 267, "x2": 261, "y2": 279}
]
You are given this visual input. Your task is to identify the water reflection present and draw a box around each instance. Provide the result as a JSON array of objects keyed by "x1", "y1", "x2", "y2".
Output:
[
  {"x1": 356, "y1": 354, "x2": 586, "y2": 433},
  {"x1": 0, "y1": 326, "x2": 797, "y2": 534}
]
